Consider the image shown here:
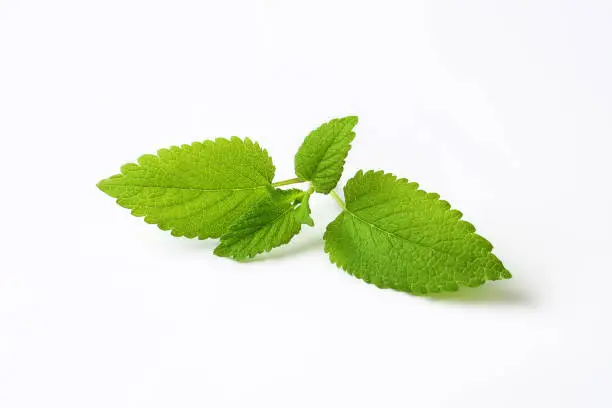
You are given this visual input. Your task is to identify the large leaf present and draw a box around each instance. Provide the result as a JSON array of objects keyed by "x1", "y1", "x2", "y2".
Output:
[
  {"x1": 294, "y1": 116, "x2": 358, "y2": 193},
  {"x1": 97, "y1": 137, "x2": 275, "y2": 239},
  {"x1": 324, "y1": 170, "x2": 511, "y2": 294},
  {"x1": 214, "y1": 189, "x2": 314, "y2": 260}
]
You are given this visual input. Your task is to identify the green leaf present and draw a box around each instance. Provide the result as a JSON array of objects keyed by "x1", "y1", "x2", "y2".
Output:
[
  {"x1": 294, "y1": 116, "x2": 358, "y2": 193},
  {"x1": 97, "y1": 137, "x2": 275, "y2": 239},
  {"x1": 214, "y1": 188, "x2": 314, "y2": 260},
  {"x1": 324, "y1": 170, "x2": 511, "y2": 294},
  {"x1": 294, "y1": 192, "x2": 314, "y2": 227}
]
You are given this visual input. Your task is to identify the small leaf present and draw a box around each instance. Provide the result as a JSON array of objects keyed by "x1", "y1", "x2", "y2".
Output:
[
  {"x1": 97, "y1": 138, "x2": 275, "y2": 239},
  {"x1": 324, "y1": 170, "x2": 511, "y2": 294},
  {"x1": 294, "y1": 192, "x2": 314, "y2": 227},
  {"x1": 294, "y1": 116, "x2": 358, "y2": 193},
  {"x1": 214, "y1": 188, "x2": 314, "y2": 260}
]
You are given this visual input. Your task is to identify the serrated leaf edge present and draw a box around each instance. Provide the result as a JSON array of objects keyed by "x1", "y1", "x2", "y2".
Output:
[
  {"x1": 295, "y1": 116, "x2": 358, "y2": 194},
  {"x1": 323, "y1": 169, "x2": 512, "y2": 294},
  {"x1": 97, "y1": 137, "x2": 275, "y2": 240}
]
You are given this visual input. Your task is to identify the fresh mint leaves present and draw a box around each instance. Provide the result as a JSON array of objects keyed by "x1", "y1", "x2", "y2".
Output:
[
  {"x1": 97, "y1": 137, "x2": 275, "y2": 239},
  {"x1": 98, "y1": 116, "x2": 511, "y2": 295},
  {"x1": 214, "y1": 188, "x2": 314, "y2": 260},
  {"x1": 294, "y1": 116, "x2": 358, "y2": 193},
  {"x1": 324, "y1": 170, "x2": 511, "y2": 294}
]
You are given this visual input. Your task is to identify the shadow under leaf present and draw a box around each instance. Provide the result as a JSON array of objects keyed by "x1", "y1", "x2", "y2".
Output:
[{"x1": 426, "y1": 280, "x2": 534, "y2": 306}]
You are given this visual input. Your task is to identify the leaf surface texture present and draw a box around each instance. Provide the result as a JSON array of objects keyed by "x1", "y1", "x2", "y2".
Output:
[
  {"x1": 214, "y1": 189, "x2": 314, "y2": 260},
  {"x1": 324, "y1": 170, "x2": 511, "y2": 294},
  {"x1": 97, "y1": 137, "x2": 275, "y2": 239},
  {"x1": 294, "y1": 116, "x2": 358, "y2": 193}
]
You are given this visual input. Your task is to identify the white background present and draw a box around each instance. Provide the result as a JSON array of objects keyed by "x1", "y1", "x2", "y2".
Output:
[{"x1": 1, "y1": 1, "x2": 611, "y2": 407}]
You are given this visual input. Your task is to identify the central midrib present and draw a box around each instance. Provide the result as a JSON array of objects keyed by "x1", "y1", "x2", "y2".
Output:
[
  {"x1": 110, "y1": 182, "x2": 270, "y2": 192},
  {"x1": 343, "y1": 208, "x2": 469, "y2": 259}
]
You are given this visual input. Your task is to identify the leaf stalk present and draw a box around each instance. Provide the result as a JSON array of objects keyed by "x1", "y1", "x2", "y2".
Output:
[
  {"x1": 329, "y1": 190, "x2": 347, "y2": 211},
  {"x1": 272, "y1": 177, "x2": 304, "y2": 187}
]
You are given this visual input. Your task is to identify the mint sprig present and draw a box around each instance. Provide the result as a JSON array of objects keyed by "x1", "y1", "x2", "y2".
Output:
[{"x1": 98, "y1": 116, "x2": 511, "y2": 295}]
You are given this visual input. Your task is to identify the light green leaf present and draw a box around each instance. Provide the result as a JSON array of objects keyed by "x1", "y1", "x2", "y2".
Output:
[
  {"x1": 294, "y1": 116, "x2": 358, "y2": 193},
  {"x1": 324, "y1": 170, "x2": 511, "y2": 294},
  {"x1": 97, "y1": 137, "x2": 275, "y2": 239},
  {"x1": 214, "y1": 188, "x2": 314, "y2": 260},
  {"x1": 294, "y1": 192, "x2": 314, "y2": 227}
]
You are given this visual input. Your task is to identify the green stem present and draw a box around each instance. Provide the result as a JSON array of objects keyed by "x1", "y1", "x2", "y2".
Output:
[
  {"x1": 329, "y1": 190, "x2": 347, "y2": 211},
  {"x1": 271, "y1": 177, "x2": 304, "y2": 187}
]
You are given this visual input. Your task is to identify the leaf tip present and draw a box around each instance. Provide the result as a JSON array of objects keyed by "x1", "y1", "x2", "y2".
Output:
[
  {"x1": 212, "y1": 245, "x2": 227, "y2": 258},
  {"x1": 343, "y1": 115, "x2": 358, "y2": 125},
  {"x1": 96, "y1": 179, "x2": 106, "y2": 192},
  {"x1": 96, "y1": 177, "x2": 117, "y2": 195}
]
